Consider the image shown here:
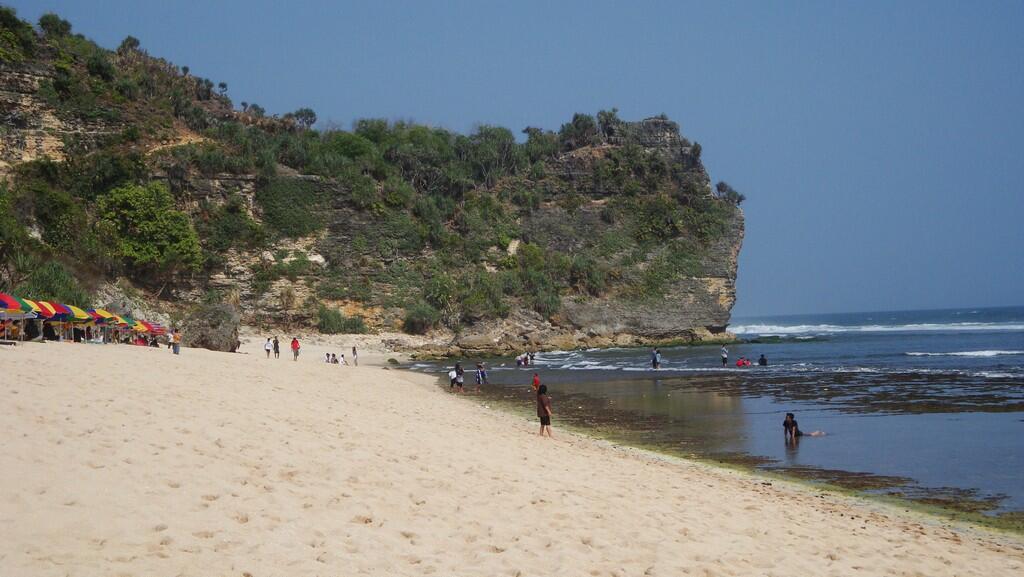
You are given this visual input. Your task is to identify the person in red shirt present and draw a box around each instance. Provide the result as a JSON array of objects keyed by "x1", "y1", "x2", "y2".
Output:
[
  {"x1": 290, "y1": 337, "x2": 300, "y2": 361},
  {"x1": 531, "y1": 373, "x2": 541, "y2": 392}
]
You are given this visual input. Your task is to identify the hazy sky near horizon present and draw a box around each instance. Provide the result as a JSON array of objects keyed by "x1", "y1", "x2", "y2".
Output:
[{"x1": 8, "y1": 0, "x2": 1023, "y2": 316}]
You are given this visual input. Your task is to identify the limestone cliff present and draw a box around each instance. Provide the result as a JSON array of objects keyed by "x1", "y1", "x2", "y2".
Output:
[{"x1": 0, "y1": 10, "x2": 744, "y2": 355}]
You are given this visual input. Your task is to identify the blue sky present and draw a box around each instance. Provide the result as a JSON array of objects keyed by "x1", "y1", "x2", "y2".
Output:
[{"x1": 8, "y1": 0, "x2": 1023, "y2": 315}]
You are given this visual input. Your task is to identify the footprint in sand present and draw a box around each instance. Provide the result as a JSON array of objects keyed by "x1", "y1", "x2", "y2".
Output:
[
  {"x1": 233, "y1": 513, "x2": 249, "y2": 524},
  {"x1": 192, "y1": 531, "x2": 216, "y2": 539},
  {"x1": 201, "y1": 494, "x2": 219, "y2": 502}
]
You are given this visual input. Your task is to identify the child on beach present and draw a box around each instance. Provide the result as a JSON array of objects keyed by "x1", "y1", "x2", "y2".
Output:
[
  {"x1": 448, "y1": 369, "x2": 458, "y2": 391},
  {"x1": 537, "y1": 384, "x2": 553, "y2": 438},
  {"x1": 783, "y1": 412, "x2": 825, "y2": 440},
  {"x1": 531, "y1": 372, "x2": 541, "y2": 392},
  {"x1": 475, "y1": 363, "x2": 487, "y2": 392}
]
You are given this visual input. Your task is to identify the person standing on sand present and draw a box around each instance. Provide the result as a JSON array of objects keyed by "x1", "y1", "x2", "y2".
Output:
[
  {"x1": 454, "y1": 362, "x2": 465, "y2": 393},
  {"x1": 273, "y1": 336, "x2": 280, "y2": 359},
  {"x1": 352, "y1": 345, "x2": 358, "y2": 366},
  {"x1": 291, "y1": 337, "x2": 300, "y2": 361},
  {"x1": 721, "y1": 345, "x2": 728, "y2": 367},
  {"x1": 475, "y1": 363, "x2": 487, "y2": 393},
  {"x1": 264, "y1": 338, "x2": 273, "y2": 358},
  {"x1": 537, "y1": 384, "x2": 553, "y2": 438},
  {"x1": 172, "y1": 329, "x2": 182, "y2": 355}
]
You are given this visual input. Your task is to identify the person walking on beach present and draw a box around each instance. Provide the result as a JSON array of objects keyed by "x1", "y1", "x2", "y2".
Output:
[
  {"x1": 352, "y1": 345, "x2": 358, "y2": 366},
  {"x1": 721, "y1": 345, "x2": 728, "y2": 367},
  {"x1": 537, "y1": 384, "x2": 553, "y2": 438},
  {"x1": 172, "y1": 329, "x2": 182, "y2": 355},
  {"x1": 273, "y1": 336, "x2": 280, "y2": 359},
  {"x1": 264, "y1": 338, "x2": 273, "y2": 358},
  {"x1": 651, "y1": 347, "x2": 662, "y2": 369},
  {"x1": 290, "y1": 337, "x2": 300, "y2": 361}
]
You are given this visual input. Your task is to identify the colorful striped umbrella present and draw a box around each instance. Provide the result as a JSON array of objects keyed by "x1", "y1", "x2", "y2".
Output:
[
  {"x1": 61, "y1": 304, "x2": 91, "y2": 322},
  {"x1": 0, "y1": 292, "x2": 29, "y2": 313},
  {"x1": 88, "y1": 308, "x2": 117, "y2": 324},
  {"x1": 37, "y1": 301, "x2": 70, "y2": 318}
]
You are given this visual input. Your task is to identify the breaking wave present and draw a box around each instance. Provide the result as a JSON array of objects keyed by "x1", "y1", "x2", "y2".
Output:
[
  {"x1": 905, "y1": 350, "x2": 1024, "y2": 358},
  {"x1": 731, "y1": 322, "x2": 1024, "y2": 336}
]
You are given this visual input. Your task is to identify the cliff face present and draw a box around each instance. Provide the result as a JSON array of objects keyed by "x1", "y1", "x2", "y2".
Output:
[{"x1": 0, "y1": 14, "x2": 744, "y2": 355}]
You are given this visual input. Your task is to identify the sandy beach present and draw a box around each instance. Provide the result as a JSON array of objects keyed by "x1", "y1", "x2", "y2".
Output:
[{"x1": 1, "y1": 338, "x2": 1022, "y2": 577}]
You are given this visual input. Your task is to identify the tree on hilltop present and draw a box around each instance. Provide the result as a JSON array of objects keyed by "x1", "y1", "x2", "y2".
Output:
[{"x1": 38, "y1": 13, "x2": 71, "y2": 37}]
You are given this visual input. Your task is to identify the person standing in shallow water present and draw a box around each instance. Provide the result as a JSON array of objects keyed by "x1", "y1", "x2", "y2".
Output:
[
  {"x1": 537, "y1": 384, "x2": 553, "y2": 438},
  {"x1": 720, "y1": 345, "x2": 728, "y2": 367},
  {"x1": 651, "y1": 348, "x2": 662, "y2": 369}
]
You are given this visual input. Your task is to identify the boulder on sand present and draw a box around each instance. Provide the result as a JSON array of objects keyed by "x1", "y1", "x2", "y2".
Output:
[{"x1": 180, "y1": 303, "x2": 241, "y2": 352}]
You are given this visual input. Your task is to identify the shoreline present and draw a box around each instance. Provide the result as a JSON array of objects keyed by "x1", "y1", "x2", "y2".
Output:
[
  {"x1": 2, "y1": 340, "x2": 1022, "y2": 575},
  {"x1": 430, "y1": 375, "x2": 1024, "y2": 535}
]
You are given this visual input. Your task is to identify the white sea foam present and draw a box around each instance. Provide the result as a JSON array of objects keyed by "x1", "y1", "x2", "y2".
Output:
[
  {"x1": 731, "y1": 322, "x2": 1024, "y2": 335},
  {"x1": 905, "y1": 350, "x2": 1024, "y2": 358}
]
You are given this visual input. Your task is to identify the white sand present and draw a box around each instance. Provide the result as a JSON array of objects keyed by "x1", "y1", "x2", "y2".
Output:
[{"x1": 1, "y1": 339, "x2": 1021, "y2": 576}]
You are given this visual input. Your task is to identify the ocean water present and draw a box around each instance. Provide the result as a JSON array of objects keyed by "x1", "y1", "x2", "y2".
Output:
[{"x1": 413, "y1": 306, "x2": 1024, "y2": 514}]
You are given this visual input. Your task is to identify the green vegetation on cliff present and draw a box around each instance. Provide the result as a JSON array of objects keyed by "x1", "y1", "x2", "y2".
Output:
[{"x1": 0, "y1": 7, "x2": 744, "y2": 335}]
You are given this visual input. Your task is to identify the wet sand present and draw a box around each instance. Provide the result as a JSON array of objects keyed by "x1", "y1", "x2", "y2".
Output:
[{"x1": 1, "y1": 339, "x2": 1022, "y2": 576}]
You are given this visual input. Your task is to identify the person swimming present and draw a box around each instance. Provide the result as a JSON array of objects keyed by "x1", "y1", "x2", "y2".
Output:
[{"x1": 783, "y1": 412, "x2": 825, "y2": 439}]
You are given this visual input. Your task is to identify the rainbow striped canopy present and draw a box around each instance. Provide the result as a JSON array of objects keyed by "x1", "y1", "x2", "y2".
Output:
[
  {"x1": 60, "y1": 304, "x2": 91, "y2": 322},
  {"x1": 0, "y1": 292, "x2": 30, "y2": 313},
  {"x1": 88, "y1": 308, "x2": 117, "y2": 324},
  {"x1": 35, "y1": 301, "x2": 70, "y2": 318}
]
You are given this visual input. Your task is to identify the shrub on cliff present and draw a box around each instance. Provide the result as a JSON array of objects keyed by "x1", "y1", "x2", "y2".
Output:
[
  {"x1": 403, "y1": 302, "x2": 441, "y2": 334},
  {"x1": 97, "y1": 182, "x2": 203, "y2": 278},
  {"x1": 15, "y1": 260, "x2": 90, "y2": 307},
  {"x1": 0, "y1": 7, "x2": 36, "y2": 63},
  {"x1": 254, "y1": 178, "x2": 325, "y2": 238},
  {"x1": 316, "y1": 305, "x2": 368, "y2": 334},
  {"x1": 559, "y1": 113, "x2": 599, "y2": 151}
]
